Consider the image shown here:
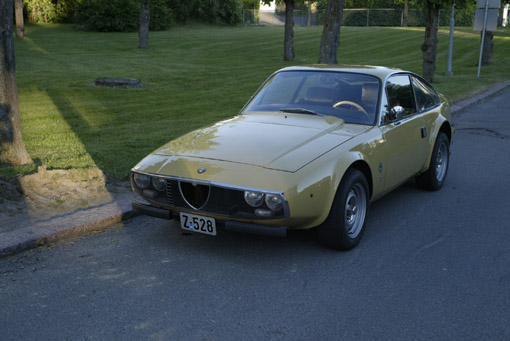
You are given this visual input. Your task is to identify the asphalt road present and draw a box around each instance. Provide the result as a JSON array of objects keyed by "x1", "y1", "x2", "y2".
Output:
[{"x1": 1, "y1": 90, "x2": 510, "y2": 340}]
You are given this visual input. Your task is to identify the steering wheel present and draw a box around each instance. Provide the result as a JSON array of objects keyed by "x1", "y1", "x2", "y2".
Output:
[{"x1": 333, "y1": 101, "x2": 369, "y2": 118}]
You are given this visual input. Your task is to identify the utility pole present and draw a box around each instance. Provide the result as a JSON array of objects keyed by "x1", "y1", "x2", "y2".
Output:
[{"x1": 445, "y1": 3, "x2": 455, "y2": 76}]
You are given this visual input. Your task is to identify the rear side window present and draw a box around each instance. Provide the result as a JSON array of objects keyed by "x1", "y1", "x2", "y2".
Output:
[
  {"x1": 385, "y1": 75, "x2": 416, "y2": 116},
  {"x1": 412, "y1": 76, "x2": 440, "y2": 111}
]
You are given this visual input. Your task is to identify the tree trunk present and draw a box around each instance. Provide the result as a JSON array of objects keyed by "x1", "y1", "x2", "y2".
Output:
[
  {"x1": 402, "y1": 0, "x2": 409, "y2": 27},
  {"x1": 138, "y1": 0, "x2": 150, "y2": 49},
  {"x1": 318, "y1": 0, "x2": 345, "y2": 64},
  {"x1": 14, "y1": 0, "x2": 24, "y2": 39},
  {"x1": 284, "y1": 0, "x2": 295, "y2": 61},
  {"x1": 0, "y1": 0, "x2": 32, "y2": 166},
  {"x1": 481, "y1": 31, "x2": 494, "y2": 65},
  {"x1": 421, "y1": 1, "x2": 439, "y2": 83},
  {"x1": 307, "y1": 0, "x2": 312, "y2": 27},
  {"x1": 497, "y1": 1, "x2": 504, "y2": 26}
]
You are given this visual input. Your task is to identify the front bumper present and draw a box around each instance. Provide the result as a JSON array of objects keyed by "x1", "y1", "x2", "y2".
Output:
[{"x1": 132, "y1": 201, "x2": 288, "y2": 238}]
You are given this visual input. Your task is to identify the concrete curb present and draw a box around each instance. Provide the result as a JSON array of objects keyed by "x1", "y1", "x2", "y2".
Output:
[
  {"x1": 0, "y1": 196, "x2": 135, "y2": 258},
  {"x1": 450, "y1": 81, "x2": 510, "y2": 115},
  {"x1": 1, "y1": 81, "x2": 509, "y2": 258}
]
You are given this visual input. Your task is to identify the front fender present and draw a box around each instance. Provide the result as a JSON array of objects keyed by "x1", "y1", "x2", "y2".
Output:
[{"x1": 282, "y1": 128, "x2": 383, "y2": 229}]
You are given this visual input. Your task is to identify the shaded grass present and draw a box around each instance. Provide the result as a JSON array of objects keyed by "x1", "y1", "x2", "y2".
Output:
[{"x1": 8, "y1": 24, "x2": 510, "y2": 179}]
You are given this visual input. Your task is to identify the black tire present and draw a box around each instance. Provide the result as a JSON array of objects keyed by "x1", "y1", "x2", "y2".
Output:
[
  {"x1": 317, "y1": 169, "x2": 369, "y2": 251},
  {"x1": 416, "y1": 132, "x2": 450, "y2": 191}
]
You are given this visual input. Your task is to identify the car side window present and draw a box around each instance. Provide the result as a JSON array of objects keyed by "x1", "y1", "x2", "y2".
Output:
[
  {"x1": 411, "y1": 76, "x2": 440, "y2": 112},
  {"x1": 385, "y1": 75, "x2": 416, "y2": 117}
]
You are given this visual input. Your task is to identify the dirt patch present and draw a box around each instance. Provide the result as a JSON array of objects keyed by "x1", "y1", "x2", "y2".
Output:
[{"x1": 0, "y1": 166, "x2": 131, "y2": 233}]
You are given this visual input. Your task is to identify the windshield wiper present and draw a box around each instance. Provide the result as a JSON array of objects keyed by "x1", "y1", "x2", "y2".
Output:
[{"x1": 279, "y1": 108, "x2": 320, "y2": 116}]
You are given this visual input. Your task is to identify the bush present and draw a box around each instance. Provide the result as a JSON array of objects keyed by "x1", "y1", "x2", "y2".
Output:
[
  {"x1": 24, "y1": 0, "x2": 57, "y2": 23},
  {"x1": 167, "y1": 0, "x2": 195, "y2": 24},
  {"x1": 204, "y1": 0, "x2": 242, "y2": 25},
  {"x1": 24, "y1": 0, "x2": 239, "y2": 28},
  {"x1": 23, "y1": 0, "x2": 80, "y2": 23},
  {"x1": 75, "y1": 0, "x2": 139, "y2": 32},
  {"x1": 169, "y1": 0, "x2": 242, "y2": 25},
  {"x1": 75, "y1": 0, "x2": 173, "y2": 32},
  {"x1": 54, "y1": 0, "x2": 81, "y2": 23},
  {"x1": 148, "y1": 0, "x2": 174, "y2": 30},
  {"x1": 241, "y1": 0, "x2": 259, "y2": 10},
  {"x1": 216, "y1": 0, "x2": 243, "y2": 25}
]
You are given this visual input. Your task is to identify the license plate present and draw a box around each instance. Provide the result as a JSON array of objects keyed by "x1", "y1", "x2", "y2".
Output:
[{"x1": 180, "y1": 212, "x2": 216, "y2": 236}]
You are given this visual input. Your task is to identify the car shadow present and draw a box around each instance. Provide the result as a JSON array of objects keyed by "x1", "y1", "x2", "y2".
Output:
[{"x1": 129, "y1": 179, "x2": 430, "y2": 259}]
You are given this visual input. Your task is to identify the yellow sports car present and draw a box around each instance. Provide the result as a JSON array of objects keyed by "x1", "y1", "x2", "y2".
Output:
[{"x1": 131, "y1": 66, "x2": 453, "y2": 250}]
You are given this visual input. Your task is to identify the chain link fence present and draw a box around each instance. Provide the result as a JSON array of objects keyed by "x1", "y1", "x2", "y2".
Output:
[{"x1": 243, "y1": 8, "x2": 475, "y2": 27}]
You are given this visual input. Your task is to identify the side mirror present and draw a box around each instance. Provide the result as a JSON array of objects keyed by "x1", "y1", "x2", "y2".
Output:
[{"x1": 388, "y1": 106, "x2": 405, "y2": 121}]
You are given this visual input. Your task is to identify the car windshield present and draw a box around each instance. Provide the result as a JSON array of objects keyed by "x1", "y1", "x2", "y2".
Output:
[{"x1": 242, "y1": 71, "x2": 380, "y2": 125}]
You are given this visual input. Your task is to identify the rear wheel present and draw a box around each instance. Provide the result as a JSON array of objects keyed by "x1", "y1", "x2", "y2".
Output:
[
  {"x1": 416, "y1": 132, "x2": 450, "y2": 191},
  {"x1": 318, "y1": 169, "x2": 369, "y2": 250}
]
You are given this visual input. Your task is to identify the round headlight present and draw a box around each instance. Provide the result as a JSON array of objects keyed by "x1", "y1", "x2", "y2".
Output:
[
  {"x1": 265, "y1": 193, "x2": 284, "y2": 211},
  {"x1": 152, "y1": 177, "x2": 167, "y2": 191},
  {"x1": 133, "y1": 173, "x2": 150, "y2": 189},
  {"x1": 244, "y1": 191, "x2": 264, "y2": 207}
]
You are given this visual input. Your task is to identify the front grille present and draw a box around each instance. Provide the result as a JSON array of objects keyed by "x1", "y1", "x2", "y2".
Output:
[
  {"x1": 165, "y1": 180, "x2": 174, "y2": 206},
  {"x1": 132, "y1": 172, "x2": 288, "y2": 220},
  {"x1": 163, "y1": 179, "x2": 248, "y2": 217},
  {"x1": 179, "y1": 181, "x2": 210, "y2": 210}
]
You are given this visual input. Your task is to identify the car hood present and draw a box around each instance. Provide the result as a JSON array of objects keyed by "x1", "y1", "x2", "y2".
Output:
[{"x1": 151, "y1": 113, "x2": 369, "y2": 173}]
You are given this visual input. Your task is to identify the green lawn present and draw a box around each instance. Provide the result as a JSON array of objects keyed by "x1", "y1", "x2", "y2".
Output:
[{"x1": 9, "y1": 24, "x2": 510, "y2": 179}]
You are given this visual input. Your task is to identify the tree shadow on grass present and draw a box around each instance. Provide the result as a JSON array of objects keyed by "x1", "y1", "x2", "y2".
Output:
[
  {"x1": 43, "y1": 85, "x2": 134, "y2": 186},
  {"x1": 0, "y1": 86, "x2": 134, "y2": 238},
  {"x1": 42, "y1": 84, "x2": 148, "y2": 180}
]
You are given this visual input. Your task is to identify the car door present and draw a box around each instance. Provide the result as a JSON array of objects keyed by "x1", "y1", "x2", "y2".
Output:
[
  {"x1": 410, "y1": 75, "x2": 441, "y2": 143},
  {"x1": 379, "y1": 74, "x2": 429, "y2": 190}
]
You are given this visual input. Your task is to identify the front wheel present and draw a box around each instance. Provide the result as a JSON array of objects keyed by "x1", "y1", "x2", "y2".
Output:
[
  {"x1": 317, "y1": 169, "x2": 369, "y2": 251},
  {"x1": 416, "y1": 132, "x2": 450, "y2": 191}
]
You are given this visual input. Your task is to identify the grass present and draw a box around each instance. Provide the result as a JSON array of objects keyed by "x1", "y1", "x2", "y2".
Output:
[{"x1": 6, "y1": 24, "x2": 510, "y2": 179}]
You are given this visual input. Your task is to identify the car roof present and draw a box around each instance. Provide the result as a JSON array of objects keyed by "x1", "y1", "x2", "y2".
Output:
[{"x1": 277, "y1": 65, "x2": 406, "y2": 82}]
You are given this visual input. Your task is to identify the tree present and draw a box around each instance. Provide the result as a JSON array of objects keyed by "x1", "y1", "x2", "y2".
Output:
[
  {"x1": 497, "y1": 0, "x2": 505, "y2": 26},
  {"x1": 419, "y1": 0, "x2": 471, "y2": 82},
  {"x1": 283, "y1": 0, "x2": 295, "y2": 61},
  {"x1": 318, "y1": 0, "x2": 346, "y2": 64},
  {"x1": 402, "y1": 0, "x2": 409, "y2": 27},
  {"x1": 307, "y1": 0, "x2": 312, "y2": 27},
  {"x1": 139, "y1": 0, "x2": 150, "y2": 49},
  {"x1": 482, "y1": 0, "x2": 505, "y2": 65},
  {"x1": 420, "y1": 0, "x2": 440, "y2": 82},
  {"x1": 14, "y1": 0, "x2": 24, "y2": 39},
  {"x1": 261, "y1": 0, "x2": 298, "y2": 61},
  {"x1": 0, "y1": 0, "x2": 32, "y2": 166},
  {"x1": 480, "y1": 31, "x2": 494, "y2": 65}
]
